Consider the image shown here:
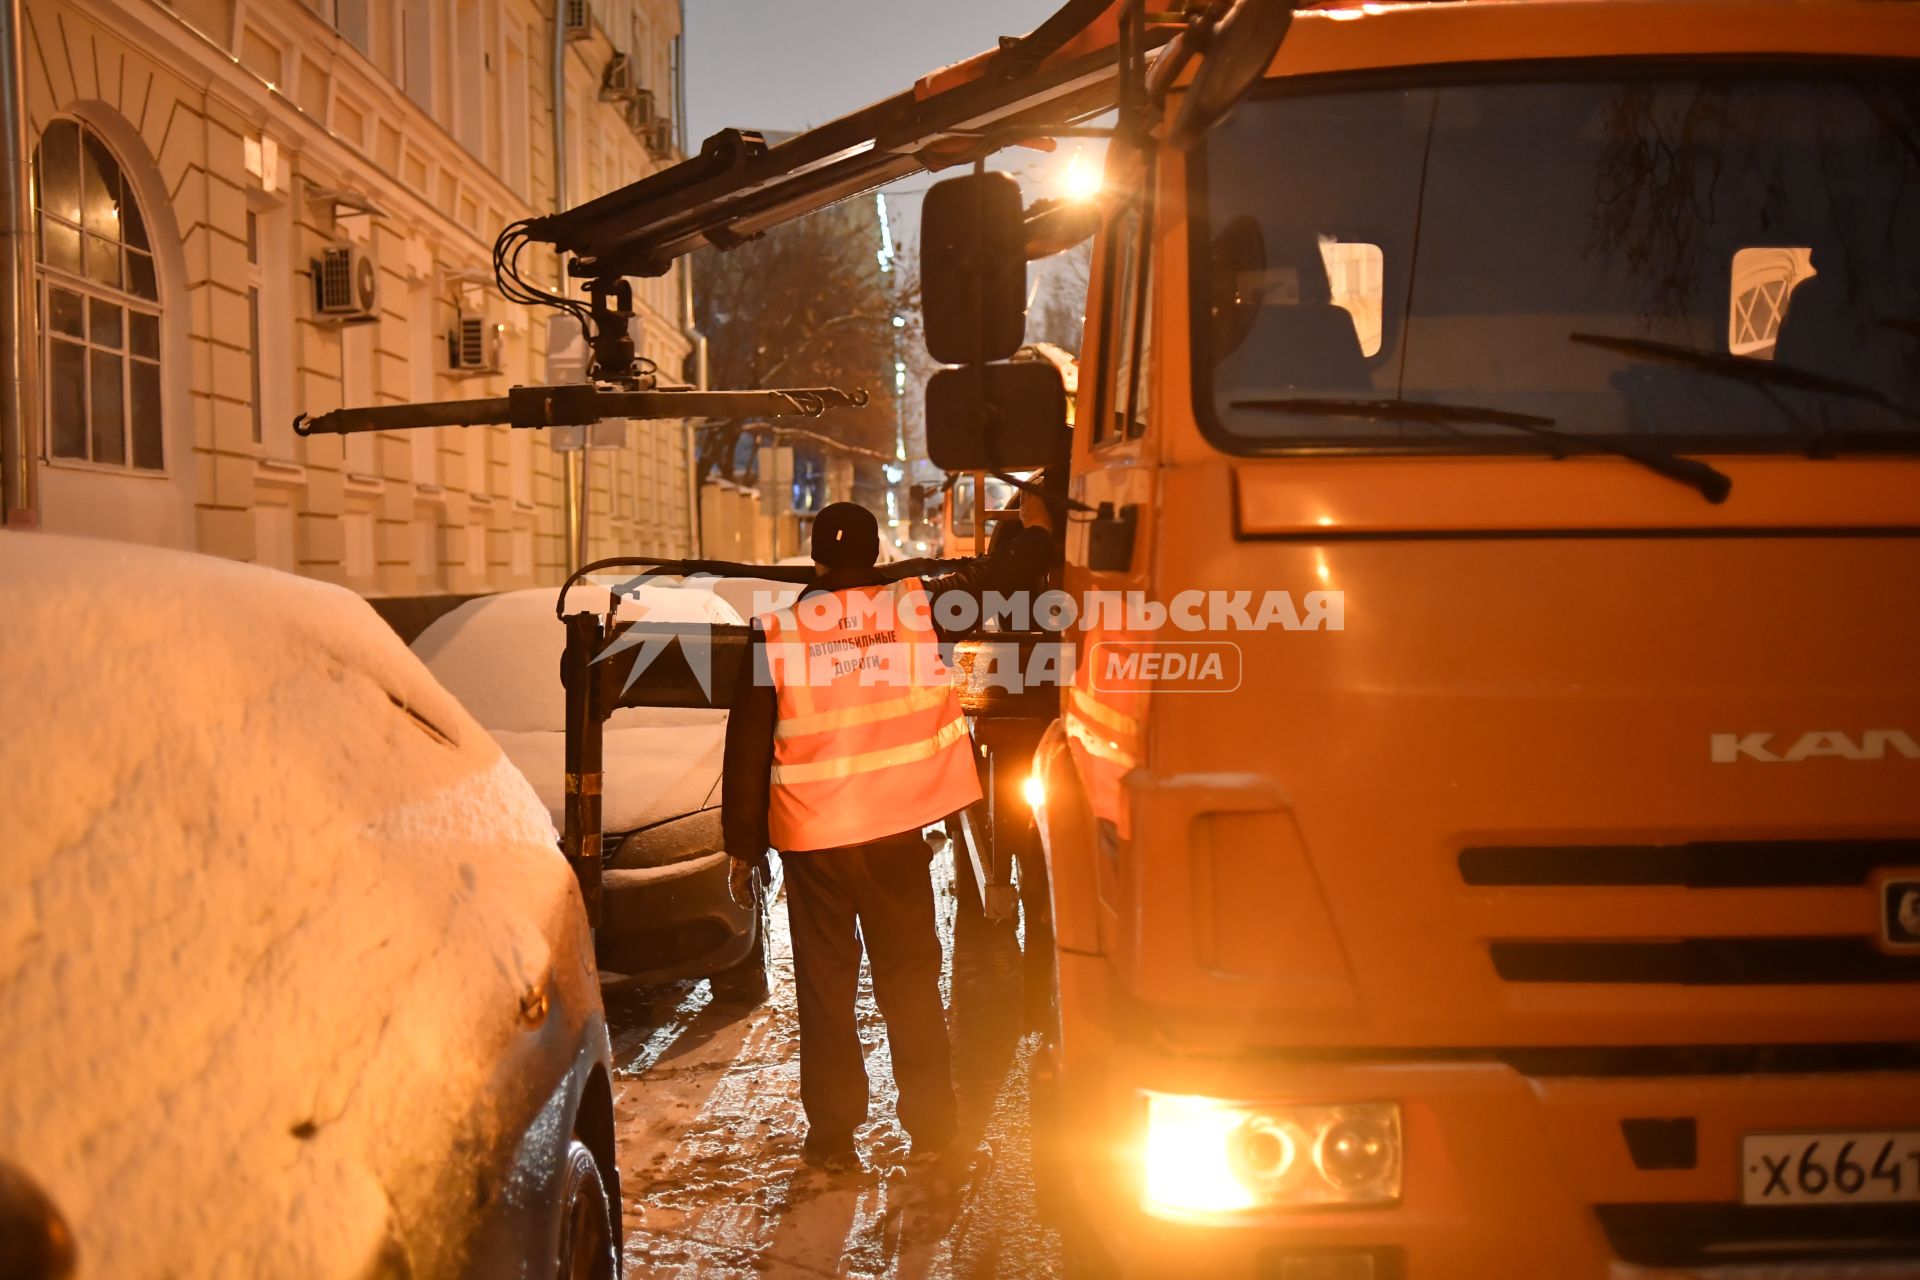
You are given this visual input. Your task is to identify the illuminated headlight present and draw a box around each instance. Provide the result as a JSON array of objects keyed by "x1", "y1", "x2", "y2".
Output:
[
  {"x1": 1021, "y1": 771, "x2": 1047, "y2": 810},
  {"x1": 1141, "y1": 1094, "x2": 1401, "y2": 1219}
]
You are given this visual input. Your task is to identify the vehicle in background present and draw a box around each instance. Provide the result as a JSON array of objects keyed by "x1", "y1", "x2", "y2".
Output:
[
  {"x1": 938, "y1": 472, "x2": 1024, "y2": 559},
  {"x1": 695, "y1": 573, "x2": 803, "y2": 624},
  {"x1": 411, "y1": 586, "x2": 775, "y2": 1001},
  {"x1": 0, "y1": 533, "x2": 619, "y2": 1280}
]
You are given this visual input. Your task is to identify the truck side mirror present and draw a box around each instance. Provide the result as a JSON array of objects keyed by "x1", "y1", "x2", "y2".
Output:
[
  {"x1": 922, "y1": 172, "x2": 1028, "y2": 364},
  {"x1": 1169, "y1": 0, "x2": 1295, "y2": 150},
  {"x1": 925, "y1": 363, "x2": 1069, "y2": 472}
]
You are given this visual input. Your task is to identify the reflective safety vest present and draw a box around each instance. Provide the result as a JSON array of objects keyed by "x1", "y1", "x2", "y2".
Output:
[{"x1": 760, "y1": 577, "x2": 983, "y2": 852}]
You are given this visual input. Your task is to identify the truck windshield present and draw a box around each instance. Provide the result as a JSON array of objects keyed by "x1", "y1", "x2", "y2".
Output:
[{"x1": 1195, "y1": 67, "x2": 1920, "y2": 451}]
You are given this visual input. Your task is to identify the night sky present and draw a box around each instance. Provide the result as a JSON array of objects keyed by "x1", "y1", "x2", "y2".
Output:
[
  {"x1": 684, "y1": 0, "x2": 1056, "y2": 144},
  {"x1": 682, "y1": 0, "x2": 1106, "y2": 232}
]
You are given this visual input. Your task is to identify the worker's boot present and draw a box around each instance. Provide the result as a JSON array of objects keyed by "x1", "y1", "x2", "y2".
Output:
[{"x1": 800, "y1": 1137, "x2": 865, "y2": 1175}]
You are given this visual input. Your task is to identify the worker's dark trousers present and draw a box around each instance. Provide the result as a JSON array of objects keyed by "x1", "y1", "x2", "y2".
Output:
[{"x1": 780, "y1": 829, "x2": 958, "y2": 1153}]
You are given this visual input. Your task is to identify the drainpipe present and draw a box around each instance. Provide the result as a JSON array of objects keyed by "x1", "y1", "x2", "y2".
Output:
[
  {"x1": 673, "y1": 0, "x2": 703, "y2": 557},
  {"x1": 679, "y1": 265, "x2": 705, "y2": 558},
  {"x1": 0, "y1": 0, "x2": 37, "y2": 527},
  {"x1": 553, "y1": 0, "x2": 587, "y2": 571}
]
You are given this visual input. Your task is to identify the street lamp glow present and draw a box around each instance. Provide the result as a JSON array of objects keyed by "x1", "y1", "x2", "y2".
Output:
[{"x1": 1062, "y1": 148, "x2": 1101, "y2": 202}]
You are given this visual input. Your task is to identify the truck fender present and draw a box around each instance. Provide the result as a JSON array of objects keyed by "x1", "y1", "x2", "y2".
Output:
[{"x1": 1033, "y1": 716, "x2": 1104, "y2": 955}]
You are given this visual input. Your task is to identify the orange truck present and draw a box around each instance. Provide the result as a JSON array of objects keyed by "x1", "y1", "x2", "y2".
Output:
[
  {"x1": 297, "y1": 0, "x2": 1920, "y2": 1271},
  {"x1": 950, "y1": 2, "x2": 1920, "y2": 1275}
]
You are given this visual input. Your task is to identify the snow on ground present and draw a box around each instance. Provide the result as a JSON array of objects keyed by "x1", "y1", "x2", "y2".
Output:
[
  {"x1": 606, "y1": 845, "x2": 1060, "y2": 1278},
  {"x1": 0, "y1": 533, "x2": 586, "y2": 1279},
  {"x1": 413, "y1": 585, "x2": 741, "y2": 832}
]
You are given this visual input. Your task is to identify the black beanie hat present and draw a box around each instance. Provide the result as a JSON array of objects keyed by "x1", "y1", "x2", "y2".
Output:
[{"x1": 811, "y1": 502, "x2": 881, "y2": 570}]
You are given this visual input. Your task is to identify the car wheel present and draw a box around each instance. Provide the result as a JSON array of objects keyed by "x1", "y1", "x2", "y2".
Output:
[
  {"x1": 708, "y1": 884, "x2": 771, "y2": 1003},
  {"x1": 554, "y1": 1138, "x2": 615, "y2": 1280}
]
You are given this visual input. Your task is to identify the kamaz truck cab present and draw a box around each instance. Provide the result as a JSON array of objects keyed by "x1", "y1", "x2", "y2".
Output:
[
  {"x1": 294, "y1": 0, "x2": 1920, "y2": 1272},
  {"x1": 959, "y1": 2, "x2": 1920, "y2": 1274}
]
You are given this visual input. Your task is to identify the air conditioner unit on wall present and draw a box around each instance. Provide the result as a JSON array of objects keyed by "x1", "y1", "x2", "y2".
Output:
[
  {"x1": 311, "y1": 241, "x2": 379, "y2": 323},
  {"x1": 447, "y1": 315, "x2": 503, "y2": 375},
  {"x1": 562, "y1": 0, "x2": 590, "y2": 41},
  {"x1": 624, "y1": 90, "x2": 655, "y2": 136},
  {"x1": 600, "y1": 52, "x2": 636, "y2": 101},
  {"x1": 645, "y1": 118, "x2": 673, "y2": 160}
]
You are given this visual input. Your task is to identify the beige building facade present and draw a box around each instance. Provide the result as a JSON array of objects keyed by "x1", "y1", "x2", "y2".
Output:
[{"x1": 14, "y1": 0, "x2": 693, "y2": 595}]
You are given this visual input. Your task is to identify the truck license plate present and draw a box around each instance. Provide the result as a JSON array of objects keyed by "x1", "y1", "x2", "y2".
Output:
[{"x1": 1741, "y1": 1131, "x2": 1920, "y2": 1205}]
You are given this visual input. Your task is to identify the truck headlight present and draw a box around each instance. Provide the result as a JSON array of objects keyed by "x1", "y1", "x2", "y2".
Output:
[{"x1": 1141, "y1": 1094, "x2": 1401, "y2": 1219}]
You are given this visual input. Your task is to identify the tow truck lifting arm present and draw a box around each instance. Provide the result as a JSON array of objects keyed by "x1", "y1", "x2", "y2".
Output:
[
  {"x1": 294, "y1": 384, "x2": 867, "y2": 437},
  {"x1": 556, "y1": 557, "x2": 1064, "y2": 922}
]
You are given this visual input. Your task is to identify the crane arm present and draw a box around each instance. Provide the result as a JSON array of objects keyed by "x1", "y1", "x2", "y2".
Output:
[{"x1": 525, "y1": 0, "x2": 1163, "y2": 281}]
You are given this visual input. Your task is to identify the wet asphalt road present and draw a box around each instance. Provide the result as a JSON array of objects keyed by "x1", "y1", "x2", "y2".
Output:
[{"x1": 605, "y1": 845, "x2": 1061, "y2": 1278}]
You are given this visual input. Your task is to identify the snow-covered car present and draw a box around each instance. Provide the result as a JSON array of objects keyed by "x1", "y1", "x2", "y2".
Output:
[
  {"x1": 410, "y1": 585, "x2": 775, "y2": 1000},
  {"x1": 695, "y1": 572, "x2": 803, "y2": 628},
  {"x1": 0, "y1": 533, "x2": 619, "y2": 1280}
]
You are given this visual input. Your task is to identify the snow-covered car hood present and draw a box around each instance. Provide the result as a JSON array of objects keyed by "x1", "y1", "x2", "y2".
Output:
[
  {"x1": 412, "y1": 586, "x2": 742, "y2": 833},
  {"x1": 0, "y1": 533, "x2": 593, "y2": 1279}
]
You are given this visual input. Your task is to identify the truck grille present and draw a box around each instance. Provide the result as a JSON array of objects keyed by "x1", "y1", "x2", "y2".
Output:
[
  {"x1": 1461, "y1": 839, "x2": 1919, "y2": 888},
  {"x1": 1596, "y1": 1202, "x2": 1920, "y2": 1267},
  {"x1": 1491, "y1": 938, "x2": 1920, "y2": 985},
  {"x1": 1463, "y1": 840, "x2": 1920, "y2": 986}
]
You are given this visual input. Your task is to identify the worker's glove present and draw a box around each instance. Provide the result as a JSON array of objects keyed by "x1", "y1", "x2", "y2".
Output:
[{"x1": 727, "y1": 853, "x2": 765, "y2": 908}]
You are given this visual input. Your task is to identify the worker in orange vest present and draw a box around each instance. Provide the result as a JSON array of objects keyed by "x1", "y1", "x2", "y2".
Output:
[{"x1": 723, "y1": 502, "x2": 983, "y2": 1174}]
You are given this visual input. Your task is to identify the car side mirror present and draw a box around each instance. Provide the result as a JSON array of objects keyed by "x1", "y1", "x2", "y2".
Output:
[
  {"x1": 925, "y1": 363, "x2": 1070, "y2": 472},
  {"x1": 922, "y1": 172, "x2": 1028, "y2": 364}
]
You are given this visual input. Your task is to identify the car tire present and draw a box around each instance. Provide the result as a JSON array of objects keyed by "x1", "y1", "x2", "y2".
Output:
[
  {"x1": 554, "y1": 1138, "x2": 615, "y2": 1280},
  {"x1": 708, "y1": 884, "x2": 771, "y2": 1004}
]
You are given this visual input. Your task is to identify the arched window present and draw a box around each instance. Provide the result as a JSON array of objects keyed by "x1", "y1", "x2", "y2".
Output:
[{"x1": 33, "y1": 119, "x2": 163, "y2": 471}]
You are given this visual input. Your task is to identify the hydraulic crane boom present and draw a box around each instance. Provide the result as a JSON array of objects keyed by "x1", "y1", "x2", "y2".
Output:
[
  {"x1": 296, "y1": 0, "x2": 1176, "y2": 438},
  {"x1": 528, "y1": 0, "x2": 1145, "y2": 281}
]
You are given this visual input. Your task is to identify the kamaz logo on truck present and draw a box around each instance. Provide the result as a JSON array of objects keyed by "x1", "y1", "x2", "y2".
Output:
[{"x1": 1711, "y1": 730, "x2": 1920, "y2": 763}]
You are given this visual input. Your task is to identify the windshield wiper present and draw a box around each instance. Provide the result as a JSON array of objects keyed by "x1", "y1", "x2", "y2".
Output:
[
  {"x1": 1569, "y1": 332, "x2": 1920, "y2": 426},
  {"x1": 1230, "y1": 395, "x2": 1733, "y2": 503}
]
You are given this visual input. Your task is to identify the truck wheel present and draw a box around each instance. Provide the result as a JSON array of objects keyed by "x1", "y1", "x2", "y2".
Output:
[
  {"x1": 554, "y1": 1138, "x2": 615, "y2": 1280},
  {"x1": 709, "y1": 886, "x2": 771, "y2": 1003}
]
